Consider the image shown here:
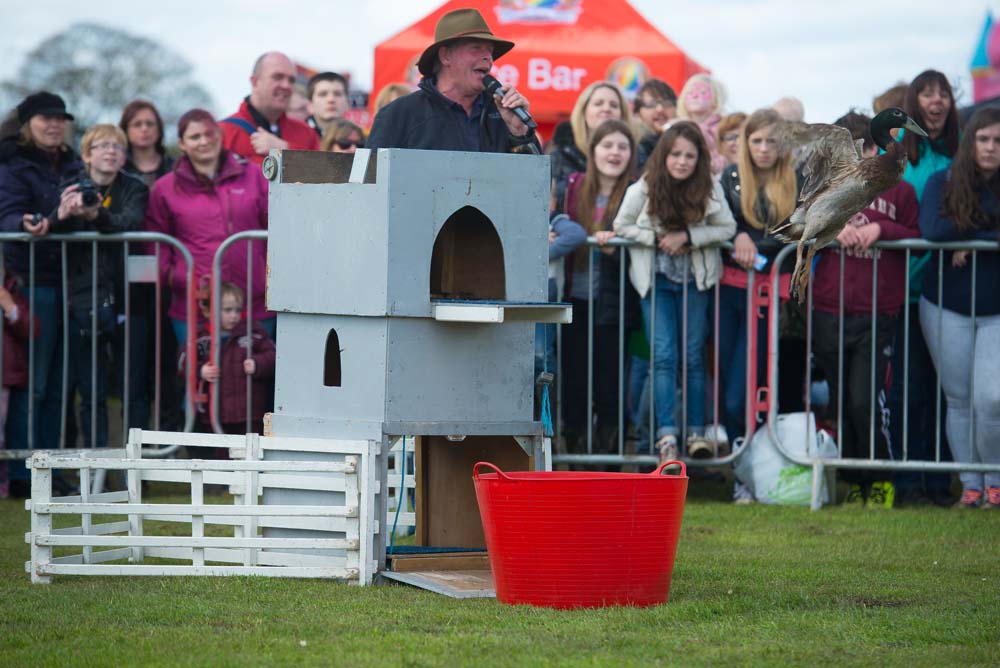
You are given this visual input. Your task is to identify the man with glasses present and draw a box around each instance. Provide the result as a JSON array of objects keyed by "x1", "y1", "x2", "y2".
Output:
[{"x1": 633, "y1": 79, "x2": 678, "y2": 170}]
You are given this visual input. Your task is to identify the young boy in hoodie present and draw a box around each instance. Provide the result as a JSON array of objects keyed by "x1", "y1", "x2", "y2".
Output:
[{"x1": 183, "y1": 282, "x2": 276, "y2": 435}]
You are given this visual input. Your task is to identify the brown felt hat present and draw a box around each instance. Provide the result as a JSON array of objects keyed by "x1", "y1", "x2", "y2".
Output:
[{"x1": 417, "y1": 8, "x2": 515, "y2": 77}]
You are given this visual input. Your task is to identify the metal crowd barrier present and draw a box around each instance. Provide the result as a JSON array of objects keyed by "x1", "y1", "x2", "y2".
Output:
[
  {"x1": 550, "y1": 237, "x2": 753, "y2": 468},
  {"x1": 192, "y1": 231, "x2": 999, "y2": 511},
  {"x1": 763, "y1": 239, "x2": 1000, "y2": 509},
  {"x1": 551, "y1": 236, "x2": 1000, "y2": 510},
  {"x1": 209, "y1": 230, "x2": 269, "y2": 435},
  {"x1": 0, "y1": 231, "x2": 196, "y2": 463}
]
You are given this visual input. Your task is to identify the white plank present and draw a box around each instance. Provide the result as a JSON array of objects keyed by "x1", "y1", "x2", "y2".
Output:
[
  {"x1": 432, "y1": 303, "x2": 502, "y2": 323},
  {"x1": 47, "y1": 548, "x2": 132, "y2": 565},
  {"x1": 137, "y1": 514, "x2": 355, "y2": 533},
  {"x1": 261, "y1": 438, "x2": 369, "y2": 454},
  {"x1": 49, "y1": 490, "x2": 132, "y2": 504},
  {"x1": 139, "y1": 470, "x2": 241, "y2": 487},
  {"x1": 131, "y1": 430, "x2": 248, "y2": 448},
  {"x1": 38, "y1": 564, "x2": 359, "y2": 579},
  {"x1": 36, "y1": 502, "x2": 358, "y2": 517},
  {"x1": 38, "y1": 535, "x2": 360, "y2": 550},
  {"x1": 143, "y1": 547, "x2": 352, "y2": 568},
  {"x1": 255, "y1": 551, "x2": 352, "y2": 568},
  {"x1": 34, "y1": 458, "x2": 356, "y2": 473},
  {"x1": 50, "y1": 521, "x2": 131, "y2": 536},
  {"x1": 17, "y1": 448, "x2": 127, "y2": 462},
  {"x1": 258, "y1": 473, "x2": 345, "y2": 493}
]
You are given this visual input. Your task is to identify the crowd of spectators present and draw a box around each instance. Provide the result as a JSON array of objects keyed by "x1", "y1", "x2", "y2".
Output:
[
  {"x1": 542, "y1": 64, "x2": 996, "y2": 510},
  {"x1": 0, "y1": 25, "x2": 996, "y2": 509}
]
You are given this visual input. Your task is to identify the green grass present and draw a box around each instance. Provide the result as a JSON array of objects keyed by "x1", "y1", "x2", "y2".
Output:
[{"x1": 1, "y1": 482, "x2": 998, "y2": 668}]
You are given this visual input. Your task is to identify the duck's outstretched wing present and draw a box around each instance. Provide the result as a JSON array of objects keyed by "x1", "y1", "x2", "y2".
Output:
[{"x1": 773, "y1": 122, "x2": 860, "y2": 203}]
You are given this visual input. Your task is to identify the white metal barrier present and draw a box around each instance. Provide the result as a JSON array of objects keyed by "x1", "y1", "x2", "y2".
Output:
[{"x1": 26, "y1": 428, "x2": 378, "y2": 584}]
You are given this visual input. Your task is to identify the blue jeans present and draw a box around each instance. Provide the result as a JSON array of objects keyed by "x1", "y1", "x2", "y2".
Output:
[
  {"x1": 640, "y1": 275, "x2": 709, "y2": 440},
  {"x1": 628, "y1": 354, "x2": 653, "y2": 451},
  {"x1": 715, "y1": 284, "x2": 768, "y2": 444},
  {"x1": 7, "y1": 286, "x2": 64, "y2": 478}
]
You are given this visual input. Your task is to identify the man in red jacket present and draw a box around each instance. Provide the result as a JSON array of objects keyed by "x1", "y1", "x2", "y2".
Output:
[{"x1": 221, "y1": 51, "x2": 320, "y2": 165}]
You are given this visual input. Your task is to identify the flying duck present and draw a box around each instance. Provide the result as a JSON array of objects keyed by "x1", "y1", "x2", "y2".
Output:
[{"x1": 770, "y1": 108, "x2": 928, "y2": 301}]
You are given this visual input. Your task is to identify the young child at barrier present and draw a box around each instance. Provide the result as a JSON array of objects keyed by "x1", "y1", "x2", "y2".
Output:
[
  {"x1": 180, "y1": 282, "x2": 275, "y2": 435},
  {"x1": 0, "y1": 274, "x2": 34, "y2": 498}
]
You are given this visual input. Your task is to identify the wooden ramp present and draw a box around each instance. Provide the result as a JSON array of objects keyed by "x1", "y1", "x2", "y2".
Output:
[{"x1": 382, "y1": 551, "x2": 494, "y2": 599}]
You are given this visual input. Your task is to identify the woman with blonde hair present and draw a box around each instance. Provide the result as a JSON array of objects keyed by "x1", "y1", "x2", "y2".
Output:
[
  {"x1": 320, "y1": 119, "x2": 365, "y2": 153},
  {"x1": 373, "y1": 83, "x2": 413, "y2": 115},
  {"x1": 718, "y1": 108, "x2": 800, "y2": 501},
  {"x1": 677, "y1": 73, "x2": 727, "y2": 174},
  {"x1": 550, "y1": 81, "x2": 631, "y2": 212}
]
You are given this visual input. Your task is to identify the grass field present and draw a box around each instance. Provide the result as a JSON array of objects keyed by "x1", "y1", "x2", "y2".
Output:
[{"x1": 2, "y1": 480, "x2": 998, "y2": 668}]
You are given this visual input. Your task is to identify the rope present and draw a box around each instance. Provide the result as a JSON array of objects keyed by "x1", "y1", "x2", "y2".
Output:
[
  {"x1": 541, "y1": 324, "x2": 554, "y2": 437},
  {"x1": 388, "y1": 435, "x2": 406, "y2": 555}
]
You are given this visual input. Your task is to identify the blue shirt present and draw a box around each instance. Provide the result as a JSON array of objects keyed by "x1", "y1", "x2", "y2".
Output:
[{"x1": 437, "y1": 84, "x2": 486, "y2": 152}]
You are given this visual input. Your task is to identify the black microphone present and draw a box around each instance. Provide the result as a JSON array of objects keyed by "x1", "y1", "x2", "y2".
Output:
[{"x1": 482, "y1": 74, "x2": 537, "y2": 131}]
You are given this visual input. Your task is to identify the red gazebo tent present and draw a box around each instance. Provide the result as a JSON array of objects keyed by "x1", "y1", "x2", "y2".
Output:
[{"x1": 372, "y1": 0, "x2": 707, "y2": 140}]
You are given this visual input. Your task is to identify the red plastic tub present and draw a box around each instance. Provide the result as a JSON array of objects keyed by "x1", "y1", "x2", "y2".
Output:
[{"x1": 473, "y1": 461, "x2": 688, "y2": 609}]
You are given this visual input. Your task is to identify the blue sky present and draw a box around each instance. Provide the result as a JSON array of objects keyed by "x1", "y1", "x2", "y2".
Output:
[{"x1": 0, "y1": 0, "x2": 988, "y2": 123}]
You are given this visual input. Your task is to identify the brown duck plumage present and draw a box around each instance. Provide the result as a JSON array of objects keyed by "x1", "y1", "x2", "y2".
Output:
[{"x1": 768, "y1": 109, "x2": 925, "y2": 302}]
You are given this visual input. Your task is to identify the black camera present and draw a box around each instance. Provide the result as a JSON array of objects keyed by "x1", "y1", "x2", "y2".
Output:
[
  {"x1": 75, "y1": 177, "x2": 101, "y2": 207},
  {"x1": 61, "y1": 176, "x2": 101, "y2": 208}
]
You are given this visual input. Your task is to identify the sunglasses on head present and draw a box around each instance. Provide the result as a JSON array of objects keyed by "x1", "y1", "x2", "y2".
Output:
[{"x1": 335, "y1": 138, "x2": 364, "y2": 150}]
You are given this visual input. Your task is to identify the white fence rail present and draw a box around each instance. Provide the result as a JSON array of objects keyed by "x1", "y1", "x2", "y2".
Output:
[{"x1": 26, "y1": 429, "x2": 379, "y2": 584}]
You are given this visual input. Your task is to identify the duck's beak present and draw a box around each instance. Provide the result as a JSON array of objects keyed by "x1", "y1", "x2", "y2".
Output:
[{"x1": 904, "y1": 116, "x2": 929, "y2": 137}]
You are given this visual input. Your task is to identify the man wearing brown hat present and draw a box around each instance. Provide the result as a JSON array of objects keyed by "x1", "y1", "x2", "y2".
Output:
[{"x1": 367, "y1": 8, "x2": 538, "y2": 153}]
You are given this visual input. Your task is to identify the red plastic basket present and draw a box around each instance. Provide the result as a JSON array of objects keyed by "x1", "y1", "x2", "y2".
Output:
[{"x1": 473, "y1": 461, "x2": 688, "y2": 609}]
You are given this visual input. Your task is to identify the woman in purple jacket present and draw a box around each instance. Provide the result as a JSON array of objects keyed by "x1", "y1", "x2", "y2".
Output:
[{"x1": 145, "y1": 109, "x2": 271, "y2": 347}]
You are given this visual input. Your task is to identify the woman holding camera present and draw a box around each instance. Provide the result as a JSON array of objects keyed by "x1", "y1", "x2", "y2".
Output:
[
  {"x1": 0, "y1": 92, "x2": 80, "y2": 455},
  {"x1": 61, "y1": 124, "x2": 148, "y2": 448}
]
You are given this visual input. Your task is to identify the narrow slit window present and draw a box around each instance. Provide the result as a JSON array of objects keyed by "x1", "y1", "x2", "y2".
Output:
[{"x1": 324, "y1": 329, "x2": 342, "y2": 387}]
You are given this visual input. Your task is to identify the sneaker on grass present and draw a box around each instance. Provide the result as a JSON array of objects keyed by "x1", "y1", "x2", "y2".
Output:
[
  {"x1": 955, "y1": 489, "x2": 983, "y2": 509},
  {"x1": 656, "y1": 434, "x2": 679, "y2": 469},
  {"x1": 982, "y1": 487, "x2": 1000, "y2": 510},
  {"x1": 844, "y1": 484, "x2": 866, "y2": 507},
  {"x1": 867, "y1": 481, "x2": 895, "y2": 509},
  {"x1": 732, "y1": 480, "x2": 755, "y2": 506},
  {"x1": 686, "y1": 433, "x2": 716, "y2": 460}
]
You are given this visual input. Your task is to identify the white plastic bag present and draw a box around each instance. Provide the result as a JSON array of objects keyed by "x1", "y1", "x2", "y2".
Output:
[{"x1": 733, "y1": 412, "x2": 838, "y2": 506}]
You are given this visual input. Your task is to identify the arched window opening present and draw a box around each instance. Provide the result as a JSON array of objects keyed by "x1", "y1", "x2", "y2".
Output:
[{"x1": 429, "y1": 206, "x2": 505, "y2": 301}]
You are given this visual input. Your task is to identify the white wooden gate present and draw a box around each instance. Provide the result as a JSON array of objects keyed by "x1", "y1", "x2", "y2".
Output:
[{"x1": 26, "y1": 429, "x2": 379, "y2": 584}]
